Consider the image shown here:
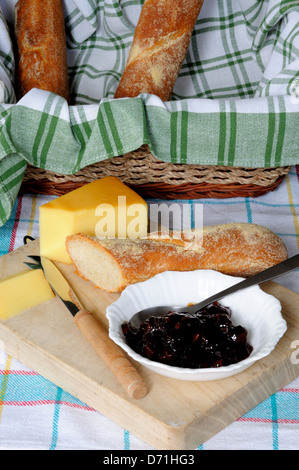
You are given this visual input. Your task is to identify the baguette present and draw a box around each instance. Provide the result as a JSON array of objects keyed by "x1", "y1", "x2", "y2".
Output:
[
  {"x1": 114, "y1": 0, "x2": 204, "y2": 101},
  {"x1": 65, "y1": 223, "x2": 288, "y2": 293},
  {"x1": 15, "y1": 0, "x2": 69, "y2": 102}
]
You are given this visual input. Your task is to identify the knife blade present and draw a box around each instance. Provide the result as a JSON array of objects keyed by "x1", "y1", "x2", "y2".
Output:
[{"x1": 25, "y1": 255, "x2": 147, "y2": 400}]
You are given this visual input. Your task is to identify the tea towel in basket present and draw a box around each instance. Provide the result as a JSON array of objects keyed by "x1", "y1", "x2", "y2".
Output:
[{"x1": 0, "y1": 0, "x2": 299, "y2": 226}]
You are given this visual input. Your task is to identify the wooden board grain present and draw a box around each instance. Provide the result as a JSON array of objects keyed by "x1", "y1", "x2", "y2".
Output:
[{"x1": 0, "y1": 239, "x2": 299, "y2": 450}]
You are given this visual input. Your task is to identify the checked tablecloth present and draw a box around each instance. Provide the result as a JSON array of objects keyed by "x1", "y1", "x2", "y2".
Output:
[
  {"x1": 0, "y1": 0, "x2": 299, "y2": 451},
  {"x1": 0, "y1": 167, "x2": 298, "y2": 450},
  {"x1": 1, "y1": 0, "x2": 299, "y2": 227}
]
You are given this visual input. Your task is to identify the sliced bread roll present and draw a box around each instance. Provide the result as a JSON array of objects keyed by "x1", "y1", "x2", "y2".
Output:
[{"x1": 65, "y1": 223, "x2": 288, "y2": 293}]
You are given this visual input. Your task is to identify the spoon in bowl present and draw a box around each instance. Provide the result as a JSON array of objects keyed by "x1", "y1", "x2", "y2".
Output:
[{"x1": 129, "y1": 253, "x2": 299, "y2": 329}]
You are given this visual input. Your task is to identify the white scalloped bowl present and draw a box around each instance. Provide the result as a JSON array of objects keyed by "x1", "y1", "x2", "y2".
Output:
[{"x1": 106, "y1": 270, "x2": 287, "y2": 381}]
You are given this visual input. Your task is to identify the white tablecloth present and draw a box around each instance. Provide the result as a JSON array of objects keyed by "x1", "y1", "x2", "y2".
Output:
[{"x1": 0, "y1": 167, "x2": 298, "y2": 450}]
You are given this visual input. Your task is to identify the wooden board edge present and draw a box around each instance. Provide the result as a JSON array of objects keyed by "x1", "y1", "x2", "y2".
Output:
[
  {"x1": 183, "y1": 354, "x2": 299, "y2": 449},
  {"x1": 0, "y1": 321, "x2": 194, "y2": 450}
]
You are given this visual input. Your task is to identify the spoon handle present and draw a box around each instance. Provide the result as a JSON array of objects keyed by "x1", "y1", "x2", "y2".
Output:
[{"x1": 189, "y1": 253, "x2": 299, "y2": 314}]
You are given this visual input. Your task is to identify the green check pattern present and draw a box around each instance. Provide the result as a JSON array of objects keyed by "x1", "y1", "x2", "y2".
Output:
[{"x1": 0, "y1": 0, "x2": 299, "y2": 225}]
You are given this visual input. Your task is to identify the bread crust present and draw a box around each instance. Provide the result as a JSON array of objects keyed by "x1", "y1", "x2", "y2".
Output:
[
  {"x1": 114, "y1": 0, "x2": 204, "y2": 101},
  {"x1": 66, "y1": 223, "x2": 288, "y2": 293},
  {"x1": 15, "y1": 0, "x2": 69, "y2": 101}
]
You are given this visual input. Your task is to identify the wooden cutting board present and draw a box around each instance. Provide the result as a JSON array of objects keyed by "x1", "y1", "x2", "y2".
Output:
[{"x1": 0, "y1": 238, "x2": 299, "y2": 450}]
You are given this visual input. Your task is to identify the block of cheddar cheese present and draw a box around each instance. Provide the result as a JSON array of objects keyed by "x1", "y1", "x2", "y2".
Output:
[
  {"x1": 0, "y1": 269, "x2": 55, "y2": 320},
  {"x1": 39, "y1": 176, "x2": 148, "y2": 264}
]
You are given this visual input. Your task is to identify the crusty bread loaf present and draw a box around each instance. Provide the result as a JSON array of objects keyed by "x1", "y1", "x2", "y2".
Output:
[
  {"x1": 15, "y1": 0, "x2": 69, "y2": 101},
  {"x1": 114, "y1": 0, "x2": 204, "y2": 101},
  {"x1": 65, "y1": 223, "x2": 288, "y2": 293}
]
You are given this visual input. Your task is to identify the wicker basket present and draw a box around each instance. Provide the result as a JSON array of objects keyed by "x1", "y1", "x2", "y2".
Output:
[{"x1": 20, "y1": 145, "x2": 290, "y2": 199}]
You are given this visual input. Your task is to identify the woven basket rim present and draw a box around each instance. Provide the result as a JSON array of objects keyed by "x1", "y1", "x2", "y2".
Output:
[
  {"x1": 23, "y1": 144, "x2": 290, "y2": 187},
  {"x1": 21, "y1": 145, "x2": 290, "y2": 199}
]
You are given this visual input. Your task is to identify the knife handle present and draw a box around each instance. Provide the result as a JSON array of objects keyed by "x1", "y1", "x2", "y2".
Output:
[{"x1": 73, "y1": 311, "x2": 147, "y2": 399}]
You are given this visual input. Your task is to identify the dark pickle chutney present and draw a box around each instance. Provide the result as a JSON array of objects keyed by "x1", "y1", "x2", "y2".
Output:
[{"x1": 121, "y1": 301, "x2": 253, "y2": 369}]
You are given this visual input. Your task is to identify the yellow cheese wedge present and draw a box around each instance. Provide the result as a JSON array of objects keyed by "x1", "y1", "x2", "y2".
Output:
[
  {"x1": 0, "y1": 269, "x2": 55, "y2": 320},
  {"x1": 39, "y1": 176, "x2": 148, "y2": 264}
]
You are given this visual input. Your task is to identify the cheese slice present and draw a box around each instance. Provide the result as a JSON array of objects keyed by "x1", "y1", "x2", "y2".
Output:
[
  {"x1": 39, "y1": 176, "x2": 148, "y2": 264},
  {"x1": 0, "y1": 269, "x2": 55, "y2": 320}
]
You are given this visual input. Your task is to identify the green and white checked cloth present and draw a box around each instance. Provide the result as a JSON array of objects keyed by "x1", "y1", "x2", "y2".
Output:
[{"x1": 0, "y1": 0, "x2": 299, "y2": 226}]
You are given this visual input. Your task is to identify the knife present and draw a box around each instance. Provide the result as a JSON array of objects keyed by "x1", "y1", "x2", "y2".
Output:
[{"x1": 24, "y1": 254, "x2": 147, "y2": 400}]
